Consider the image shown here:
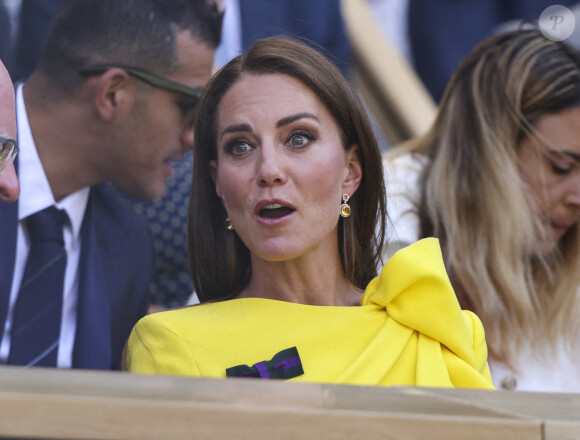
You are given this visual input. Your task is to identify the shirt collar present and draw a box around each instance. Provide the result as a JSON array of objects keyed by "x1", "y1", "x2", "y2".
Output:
[{"x1": 16, "y1": 83, "x2": 90, "y2": 244}]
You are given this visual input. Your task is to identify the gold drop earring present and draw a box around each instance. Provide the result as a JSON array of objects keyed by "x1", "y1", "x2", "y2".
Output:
[
  {"x1": 225, "y1": 217, "x2": 233, "y2": 230},
  {"x1": 340, "y1": 193, "x2": 351, "y2": 218}
]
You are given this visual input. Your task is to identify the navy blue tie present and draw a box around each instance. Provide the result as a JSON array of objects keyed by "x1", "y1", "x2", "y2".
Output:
[{"x1": 8, "y1": 206, "x2": 67, "y2": 367}]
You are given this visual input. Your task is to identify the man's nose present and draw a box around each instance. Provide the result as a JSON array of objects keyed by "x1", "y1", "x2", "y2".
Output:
[{"x1": 180, "y1": 121, "x2": 195, "y2": 152}]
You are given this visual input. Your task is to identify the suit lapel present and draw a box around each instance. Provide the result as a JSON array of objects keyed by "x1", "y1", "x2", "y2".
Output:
[
  {"x1": 72, "y1": 191, "x2": 112, "y2": 369},
  {"x1": 0, "y1": 199, "x2": 18, "y2": 342}
]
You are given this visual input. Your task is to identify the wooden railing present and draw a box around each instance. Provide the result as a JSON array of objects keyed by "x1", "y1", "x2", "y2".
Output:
[{"x1": 0, "y1": 365, "x2": 578, "y2": 439}]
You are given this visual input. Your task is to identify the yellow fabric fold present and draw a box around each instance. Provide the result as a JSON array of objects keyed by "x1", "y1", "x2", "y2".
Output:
[
  {"x1": 127, "y1": 238, "x2": 494, "y2": 389},
  {"x1": 363, "y1": 238, "x2": 477, "y2": 367}
]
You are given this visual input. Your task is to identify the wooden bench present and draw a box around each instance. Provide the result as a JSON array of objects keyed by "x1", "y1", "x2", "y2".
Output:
[{"x1": 0, "y1": 366, "x2": 579, "y2": 439}]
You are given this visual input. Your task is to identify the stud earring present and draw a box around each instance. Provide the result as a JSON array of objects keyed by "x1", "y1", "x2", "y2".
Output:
[
  {"x1": 225, "y1": 217, "x2": 233, "y2": 230},
  {"x1": 340, "y1": 193, "x2": 351, "y2": 218}
]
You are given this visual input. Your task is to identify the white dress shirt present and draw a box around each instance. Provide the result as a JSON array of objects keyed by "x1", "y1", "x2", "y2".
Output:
[{"x1": 0, "y1": 84, "x2": 90, "y2": 368}]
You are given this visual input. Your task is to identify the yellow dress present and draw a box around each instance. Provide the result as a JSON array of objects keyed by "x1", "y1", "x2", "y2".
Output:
[{"x1": 126, "y1": 238, "x2": 494, "y2": 389}]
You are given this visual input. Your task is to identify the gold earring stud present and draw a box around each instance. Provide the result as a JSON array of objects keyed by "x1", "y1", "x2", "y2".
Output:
[
  {"x1": 225, "y1": 217, "x2": 233, "y2": 230},
  {"x1": 340, "y1": 193, "x2": 351, "y2": 218}
]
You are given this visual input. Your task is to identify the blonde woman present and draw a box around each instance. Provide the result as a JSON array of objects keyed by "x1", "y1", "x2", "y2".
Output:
[{"x1": 384, "y1": 29, "x2": 580, "y2": 391}]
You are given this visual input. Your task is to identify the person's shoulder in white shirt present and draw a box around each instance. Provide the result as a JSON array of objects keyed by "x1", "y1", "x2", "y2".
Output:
[{"x1": 383, "y1": 150, "x2": 427, "y2": 259}]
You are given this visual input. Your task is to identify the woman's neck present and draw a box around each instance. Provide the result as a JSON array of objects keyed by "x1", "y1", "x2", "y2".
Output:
[{"x1": 237, "y1": 254, "x2": 362, "y2": 306}]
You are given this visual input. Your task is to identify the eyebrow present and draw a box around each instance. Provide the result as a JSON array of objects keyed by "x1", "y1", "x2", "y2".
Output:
[
  {"x1": 220, "y1": 112, "x2": 320, "y2": 140},
  {"x1": 221, "y1": 123, "x2": 252, "y2": 139},
  {"x1": 276, "y1": 112, "x2": 319, "y2": 128},
  {"x1": 548, "y1": 148, "x2": 580, "y2": 162}
]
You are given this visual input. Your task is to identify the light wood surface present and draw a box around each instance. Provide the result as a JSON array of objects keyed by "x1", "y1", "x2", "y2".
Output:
[{"x1": 0, "y1": 366, "x2": 579, "y2": 439}]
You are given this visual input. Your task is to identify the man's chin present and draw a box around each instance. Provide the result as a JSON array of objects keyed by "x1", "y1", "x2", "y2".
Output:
[
  {"x1": 114, "y1": 181, "x2": 166, "y2": 202},
  {"x1": 138, "y1": 186, "x2": 166, "y2": 202}
]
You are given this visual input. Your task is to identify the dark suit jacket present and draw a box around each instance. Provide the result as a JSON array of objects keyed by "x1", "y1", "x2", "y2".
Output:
[
  {"x1": 0, "y1": 176, "x2": 153, "y2": 370},
  {"x1": 10, "y1": 0, "x2": 66, "y2": 81},
  {"x1": 408, "y1": 0, "x2": 578, "y2": 102},
  {"x1": 0, "y1": 3, "x2": 12, "y2": 72},
  {"x1": 238, "y1": 0, "x2": 351, "y2": 75}
]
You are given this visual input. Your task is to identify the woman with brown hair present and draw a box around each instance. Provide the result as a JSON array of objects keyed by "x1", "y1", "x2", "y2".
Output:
[
  {"x1": 126, "y1": 37, "x2": 492, "y2": 389},
  {"x1": 385, "y1": 29, "x2": 580, "y2": 391}
]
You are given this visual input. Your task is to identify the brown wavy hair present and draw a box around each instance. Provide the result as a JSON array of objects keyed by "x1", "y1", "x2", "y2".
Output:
[{"x1": 188, "y1": 36, "x2": 386, "y2": 302}]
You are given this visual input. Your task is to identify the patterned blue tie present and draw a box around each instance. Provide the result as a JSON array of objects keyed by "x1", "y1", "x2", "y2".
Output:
[{"x1": 8, "y1": 206, "x2": 67, "y2": 367}]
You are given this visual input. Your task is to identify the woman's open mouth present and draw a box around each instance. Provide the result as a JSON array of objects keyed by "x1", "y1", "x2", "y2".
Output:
[{"x1": 259, "y1": 203, "x2": 295, "y2": 219}]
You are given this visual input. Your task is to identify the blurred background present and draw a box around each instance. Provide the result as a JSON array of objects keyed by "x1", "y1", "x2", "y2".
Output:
[
  {"x1": 2, "y1": 0, "x2": 579, "y2": 310},
  {"x1": 2, "y1": 0, "x2": 580, "y2": 150}
]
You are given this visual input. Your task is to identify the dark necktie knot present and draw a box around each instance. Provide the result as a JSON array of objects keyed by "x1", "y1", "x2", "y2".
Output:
[{"x1": 27, "y1": 206, "x2": 67, "y2": 243}]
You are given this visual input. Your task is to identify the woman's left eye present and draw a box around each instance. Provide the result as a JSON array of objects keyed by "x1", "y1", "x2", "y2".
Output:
[{"x1": 287, "y1": 132, "x2": 314, "y2": 148}]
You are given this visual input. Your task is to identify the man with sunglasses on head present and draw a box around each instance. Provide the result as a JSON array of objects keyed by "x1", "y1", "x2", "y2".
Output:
[
  {"x1": 0, "y1": 58, "x2": 19, "y2": 204},
  {"x1": 0, "y1": 0, "x2": 222, "y2": 371}
]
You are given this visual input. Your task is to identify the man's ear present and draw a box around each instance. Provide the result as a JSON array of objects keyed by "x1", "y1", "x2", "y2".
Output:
[
  {"x1": 93, "y1": 68, "x2": 135, "y2": 122},
  {"x1": 343, "y1": 144, "x2": 362, "y2": 196}
]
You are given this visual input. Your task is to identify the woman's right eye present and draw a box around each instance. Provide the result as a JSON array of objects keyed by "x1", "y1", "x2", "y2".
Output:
[
  {"x1": 227, "y1": 140, "x2": 254, "y2": 155},
  {"x1": 547, "y1": 155, "x2": 573, "y2": 175},
  {"x1": 550, "y1": 162, "x2": 573, "y2": 175}
]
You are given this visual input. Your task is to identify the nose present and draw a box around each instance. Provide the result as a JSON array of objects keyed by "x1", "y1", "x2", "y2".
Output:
[
  {"x1": 565, "y1": 175, "x2": 580, "y2": 208},
  {"x1": 180, "y1": 120, "x2": 195, "y2": 152},
  {"x1": 0, "y1": 160, "x2": 20, "y2": 203},
  {"x1": 257, "y1": 144, "x2": 286, "y2": 187}
]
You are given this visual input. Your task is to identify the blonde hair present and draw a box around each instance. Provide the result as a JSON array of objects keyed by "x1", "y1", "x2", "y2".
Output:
[{"x1": 392, "y1": 30, "x2": 580, "y2": 369}]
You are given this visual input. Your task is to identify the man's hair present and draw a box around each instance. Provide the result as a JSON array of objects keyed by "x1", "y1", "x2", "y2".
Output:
[{"x1": 36, "y1": 0, "x2": 222, "y2": 91}]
